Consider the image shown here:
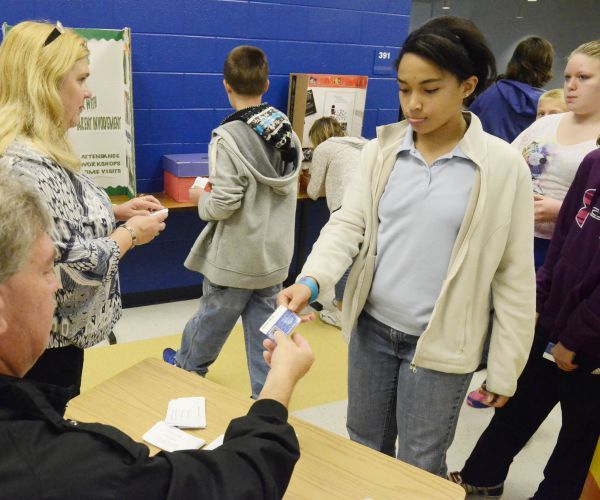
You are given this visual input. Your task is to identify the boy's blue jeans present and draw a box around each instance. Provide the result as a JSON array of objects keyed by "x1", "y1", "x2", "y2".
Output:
[
  {"x1": 347, "y1": 311, "x2": 473, "y2": 476},
  {"x1": 176, "y1": 278, "x2": 281, "y2": 399}
]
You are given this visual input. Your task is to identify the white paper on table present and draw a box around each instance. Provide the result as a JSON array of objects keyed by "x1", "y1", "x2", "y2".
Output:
[
  {"x1": 142, "y1": 421, "x2": 206, "y2": 452},
  {"x1": 204, "y1": 434, "x2": 225, "y2": 451},
  {"x1": 165, "y1": 397, "x2": 206, "y2": 429}
]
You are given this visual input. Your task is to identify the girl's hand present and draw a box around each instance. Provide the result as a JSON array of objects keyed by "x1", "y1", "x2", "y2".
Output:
[
  {"x1": 533, "y1": 194, "x2": 562, "y2": 224},
  {"x1": 552, "y1": 342, "x2": 578, "y2": 372},
  {"x1": 484, "y1": 393, "x2": 509, "y2": 408},
  {"x1": 277, "y1": 284, "x2": 315, "y2": 322},
  {"x1": 476, "y1": 384, "x2": 510, "y2": 408}
]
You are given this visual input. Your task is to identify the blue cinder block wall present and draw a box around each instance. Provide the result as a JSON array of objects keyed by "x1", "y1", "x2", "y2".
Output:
[
  {"x1": 3, "y1": 0, "x2": 411, "y2": 193},
  {"x1": 3, "y1": 1, "x2": 411, "y2": 300}
]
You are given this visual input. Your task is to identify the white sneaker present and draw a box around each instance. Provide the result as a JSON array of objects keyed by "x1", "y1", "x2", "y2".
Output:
[{"x1": 319, "y1": 309, "x2": 341, "y2": 328}]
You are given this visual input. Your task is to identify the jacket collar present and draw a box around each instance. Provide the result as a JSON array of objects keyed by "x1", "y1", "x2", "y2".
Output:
[{"x1": 0, "y1": 374, "x2": 74, "y2": 421}]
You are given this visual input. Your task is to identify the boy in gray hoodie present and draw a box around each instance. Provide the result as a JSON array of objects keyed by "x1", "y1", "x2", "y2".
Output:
[{"x1": 165, "y1": 46, "x2": 302, "y2": 398}]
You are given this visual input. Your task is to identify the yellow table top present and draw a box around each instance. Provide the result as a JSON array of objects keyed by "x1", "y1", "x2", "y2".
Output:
[{"x1": 66, "y1": 358, "x2": 464, "y2": 500}]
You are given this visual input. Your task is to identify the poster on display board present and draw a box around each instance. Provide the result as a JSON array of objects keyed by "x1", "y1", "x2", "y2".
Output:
[
  {"x1": 287, "y1": 73, "x2": 368, "y2": 155},
  {"x1": 1, "y1": 24, "x2": 136, "y2": 197}
]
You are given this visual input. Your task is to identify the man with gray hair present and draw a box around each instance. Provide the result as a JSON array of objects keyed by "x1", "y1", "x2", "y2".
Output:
[
  {"x1": 0, "y1": 170, "x2": 314, "y2": 498},
  {"x1": 0, "y1": 169, "x2": 58, "y2": 377}
]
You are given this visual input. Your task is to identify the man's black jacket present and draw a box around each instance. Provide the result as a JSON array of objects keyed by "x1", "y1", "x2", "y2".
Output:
[{"x1": 0, "y1": 374, "x2": 299, "y2": 499}]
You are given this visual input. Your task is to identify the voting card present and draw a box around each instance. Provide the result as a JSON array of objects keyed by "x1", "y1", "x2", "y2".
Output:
[
  {"x1": 150, "y1": 208, "x2": 169, "y2": 218},
  {"x1": 165, "y1": 397, "x2": 206, "y2": 429},
  {"x1": 142, "y1": 421, "x2": 205, "y2": 452},
  {"x1": 192, "y1": 176, "x2": 210, "y2": 189},
  {"x1": 542, "y1": 342, "x2": 556, "y2": 362},
  {"x1": 259, "y1": 305, "x2": 301, "y2": 340}
]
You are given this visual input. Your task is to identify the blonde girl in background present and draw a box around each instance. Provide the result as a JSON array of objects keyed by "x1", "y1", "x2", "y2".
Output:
[
  {"x1": 306, "y1": 117, "x2": 366, "y2": 327},
  {"x1": 512, "y1": 40, "x2": 600, "y2": 270},
  {"x1": 536, "y1": 88, "x2": 568, "y2": 119}
]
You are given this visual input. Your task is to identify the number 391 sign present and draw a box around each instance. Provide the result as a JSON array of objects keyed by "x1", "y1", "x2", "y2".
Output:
[{"x1": 373, "y1": 48, "x2": 398, "y2": 75}]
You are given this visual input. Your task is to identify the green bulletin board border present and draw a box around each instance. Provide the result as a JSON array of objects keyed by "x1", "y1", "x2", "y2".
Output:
[{"x1": 72, "y1": 28, "x2": 124, "y2": 41}]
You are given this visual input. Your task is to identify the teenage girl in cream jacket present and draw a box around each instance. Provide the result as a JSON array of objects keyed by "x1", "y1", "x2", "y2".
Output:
[{"x1": 279, "y1": 16, "x2": 536, "y2": 476}]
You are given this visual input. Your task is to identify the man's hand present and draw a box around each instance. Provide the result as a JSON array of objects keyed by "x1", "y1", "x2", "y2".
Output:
[
  {"x1": 263, "y1": 331, "x2": 314, "y2": 377},
  {"x1": 259, "y1": 331, "x2": 315, "y2": 407},
  {"x1": 113, "y1": 195, "x2": 164, "y2": 221},
  {"x1": 552, "y1": 342, "x2": 578, "y2": 372},
  {"x1": 188, "y1": 187, "x2": 203, "y2": 205},
  {"x1": 533, "y1": 194, "x2": 562, "y2": 224}
]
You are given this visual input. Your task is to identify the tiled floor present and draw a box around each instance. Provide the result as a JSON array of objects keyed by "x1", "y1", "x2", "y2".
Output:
[{"x1": 114, "y1": 299, "x2": 561, "y2": 499}]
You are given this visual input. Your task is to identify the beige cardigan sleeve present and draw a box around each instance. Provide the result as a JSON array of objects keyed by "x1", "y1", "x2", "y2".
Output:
[
  {"x1": 299, "y1": 140, "x2": 376, "y2": 296},
  {"x1": 486, "y1": 156, "x2": 537, "y2": 396}
]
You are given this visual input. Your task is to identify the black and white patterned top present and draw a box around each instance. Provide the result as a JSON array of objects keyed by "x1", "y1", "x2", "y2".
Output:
[{"x1": 2, "y1": 140, "x2": 122, "y2": 348}]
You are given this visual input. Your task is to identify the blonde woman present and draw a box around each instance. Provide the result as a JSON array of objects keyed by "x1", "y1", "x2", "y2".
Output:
[
  {"x1": 512, "y1": 40, "x2": 600, "y2": 270},
  {"x1": 306, "y1": 117, "x2": 366, "y2": 326},
  {"x1": 0, "y1": 21, "x2": 167, "y2": 395}
]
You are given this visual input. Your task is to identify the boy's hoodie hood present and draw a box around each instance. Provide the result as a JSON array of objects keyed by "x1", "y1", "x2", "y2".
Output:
[
  {"x1": 214, "y1": 104, "x2": 301, "y2": 194},
  {"x1": 221, "y1": 103, "x2": 296, "y2": 160}
]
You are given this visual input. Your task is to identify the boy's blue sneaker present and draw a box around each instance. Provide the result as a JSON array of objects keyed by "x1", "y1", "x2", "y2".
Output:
[{"x1": 162, "y1": 348, "x2": 177, "y2": 366}]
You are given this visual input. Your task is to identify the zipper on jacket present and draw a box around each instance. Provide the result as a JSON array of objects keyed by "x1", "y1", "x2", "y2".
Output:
[
  {"x1": 410, "y1": 328, "x2": 427, "y2": 373},
  {"x1": 458, "y1": 305, "x2": 470, "y2": 353},
  {"x1": 410, "y1": 335, "x2": 424, "y2": 373}
]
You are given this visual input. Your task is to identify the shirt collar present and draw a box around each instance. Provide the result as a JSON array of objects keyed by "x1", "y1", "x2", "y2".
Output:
[{"x1": 396, "y1": 124, "x2": 470, "y2": 161}]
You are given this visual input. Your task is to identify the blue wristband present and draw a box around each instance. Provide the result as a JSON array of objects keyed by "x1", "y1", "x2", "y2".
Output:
[{"x1": 297, "y1": 276, "x2": 319, "y2": 303}]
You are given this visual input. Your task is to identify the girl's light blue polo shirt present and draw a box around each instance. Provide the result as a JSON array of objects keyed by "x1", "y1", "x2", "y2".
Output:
[{"x1": 364, "y1": 126, "x2": 476, "y2": 336}]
